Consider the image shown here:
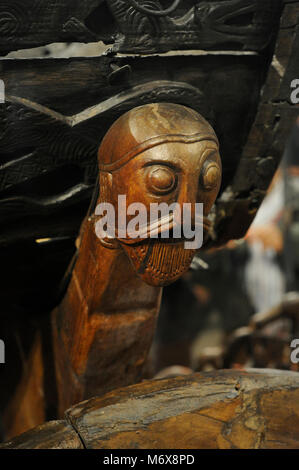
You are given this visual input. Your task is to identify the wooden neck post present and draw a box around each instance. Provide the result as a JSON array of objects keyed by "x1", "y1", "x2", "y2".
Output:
[
  {"x1": 53, "y1": 214, "x2": 162, "y2": 415},
  {"x1": 5, "y1": 103, "x2": 222, "y2": 437}
]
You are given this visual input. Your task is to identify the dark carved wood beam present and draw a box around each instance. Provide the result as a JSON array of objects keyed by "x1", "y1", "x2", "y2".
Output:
[
  {"x1": 212, "y1": 0, "x2": 299, "y2": 245},
  {"x1": 0, "y1": 0, "x2": 282, "y2": 55}
]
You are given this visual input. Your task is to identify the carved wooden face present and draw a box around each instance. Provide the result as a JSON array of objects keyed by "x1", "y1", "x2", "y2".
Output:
[
  {"x1": 97, "y1": 103, "x2": 221, "y2": 287},
  {"x1": 100, "y1": 139, "x2": 221, "y2": 287}
]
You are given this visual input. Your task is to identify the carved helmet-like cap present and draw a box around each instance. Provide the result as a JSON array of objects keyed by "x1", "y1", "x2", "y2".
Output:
[{"x1": 98, "y1": 103, "x2": 218, "y2": 172}]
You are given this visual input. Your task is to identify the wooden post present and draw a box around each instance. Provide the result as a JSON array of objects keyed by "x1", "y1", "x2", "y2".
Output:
[{"x1": 4, "y1": 103, "x2": 222, "y2": 437}]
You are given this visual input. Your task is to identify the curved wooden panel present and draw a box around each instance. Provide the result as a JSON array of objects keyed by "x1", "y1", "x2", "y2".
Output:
[{"x1": 2, "y1": 369, "x2": 299, "y2": 449}]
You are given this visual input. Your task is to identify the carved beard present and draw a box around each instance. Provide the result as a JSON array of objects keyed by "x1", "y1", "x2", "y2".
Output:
[{"x1": 121, "y1": 240, "x2": 196, "y2": 287}]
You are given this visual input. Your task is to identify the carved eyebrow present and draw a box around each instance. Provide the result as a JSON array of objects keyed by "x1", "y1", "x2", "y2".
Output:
[
  {"x1": 197, "y1": 148, "x2": 219, "y2": 168},
  {"x1": 202, "y1": 148, "x2": 219, "y2": 159},
  {"x1": 142, "y1": 160, "x2": 181, "y2": 172}
]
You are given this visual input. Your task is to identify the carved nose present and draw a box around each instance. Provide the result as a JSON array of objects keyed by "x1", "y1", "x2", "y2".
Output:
[{"x1": 174, "y1": 184, "x2": 199, "y2": 229}]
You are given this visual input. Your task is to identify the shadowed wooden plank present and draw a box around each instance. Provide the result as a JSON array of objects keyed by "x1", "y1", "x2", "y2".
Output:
[
  {"x1": 213, "y1": 0, "x2": 299, "y2": 245},
  {"x1": 0, "y1": 1, "x2": 282, "y2": 55},
  {"x1": 1, "y1": 421, "x2": 83, "y2": 449}
]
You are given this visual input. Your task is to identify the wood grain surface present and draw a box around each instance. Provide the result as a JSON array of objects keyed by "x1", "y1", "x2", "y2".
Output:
[{"x1": 2, "y1": 369, "x2": 299, "y2": 449}]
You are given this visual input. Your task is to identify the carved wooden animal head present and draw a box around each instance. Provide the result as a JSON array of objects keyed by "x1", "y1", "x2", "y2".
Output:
[{"x1": 97, "y1": 103, "x2": 222, "y2": 287}]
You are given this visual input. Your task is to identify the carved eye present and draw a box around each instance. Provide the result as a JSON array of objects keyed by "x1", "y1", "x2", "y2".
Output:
[
  {"x1": 147, "y1": 167, "x2": 177, "y2": 195},
  {"x1": 201, "y1": 161, "x2": 221, "y2": 190}
]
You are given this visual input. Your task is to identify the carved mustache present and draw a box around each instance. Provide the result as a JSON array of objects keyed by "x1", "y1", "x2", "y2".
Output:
[{"x1": 109, "y1": 212, "x2": 211, "y2": 245}]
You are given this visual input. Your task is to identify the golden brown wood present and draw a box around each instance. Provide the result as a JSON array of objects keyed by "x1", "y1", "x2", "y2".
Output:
[
  {"x1": 2, "y1": 369, "x2": 299, "y2": 449},
  {"x1": 5, "y1": 103, "x2": 222, "y2": 438},
  {"x1": 3, "y1": 333, "x2": 46, "y2": 440},
  {"x1": 65, "y1": 369, "x2": 299, "y2": 449},
  {"x1": 53, "y1": 103, "x2": 221, "y2": 414}
]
